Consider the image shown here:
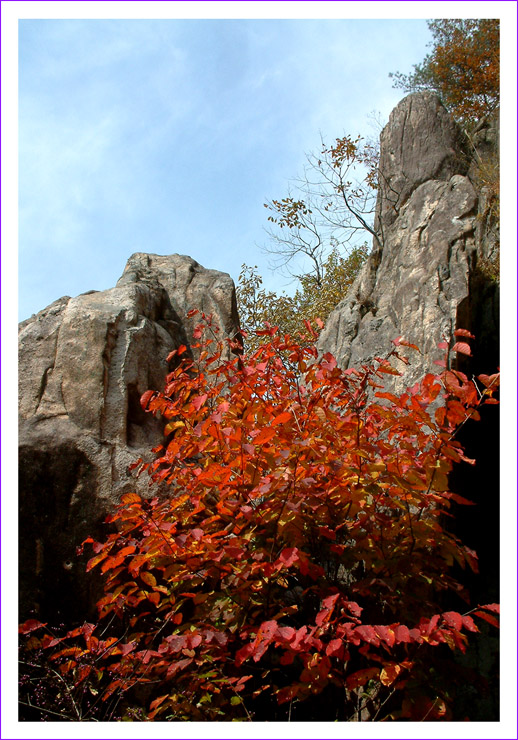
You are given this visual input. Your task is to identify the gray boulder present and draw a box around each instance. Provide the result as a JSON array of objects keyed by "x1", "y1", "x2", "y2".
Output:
[{"x1": 19, "y1": 253, "x2": 240, "y2": 620}]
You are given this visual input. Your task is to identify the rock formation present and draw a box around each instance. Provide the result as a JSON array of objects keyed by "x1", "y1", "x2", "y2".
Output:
[
  {"x1": 19, "y1": 253, "x2": 240, "y2": 620},
  {"x1": 317, "y1": 92, "x2": 499, "y2": 616},
  {"x1": 317, "y1": 92, "x2": 499, "y2": 390}
]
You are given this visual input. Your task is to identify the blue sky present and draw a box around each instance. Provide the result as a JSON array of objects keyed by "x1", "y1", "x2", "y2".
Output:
[{"x1": 18, "y1": 16, "x2": 437, "y2": 321}]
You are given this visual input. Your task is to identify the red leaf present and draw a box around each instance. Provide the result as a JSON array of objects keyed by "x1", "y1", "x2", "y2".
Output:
[
  {"x1": 452, "y1": 342, "x2": 472, "y2": 356},
  {"x1": 473, "y1": 610, "x2": 499, "y2": 628},
  {"x1": 478, "y1": 373, "x2": 500, "y2": 388},
  {"x1": 120, "y1": 641, "x2": 136, "y2": 656},
  {"x1": 140, "y1": 390, "x2": 155, "y2": 410},
  {"x1": 149, "y1": 694, "x2": 169, "y2": 712},
  {"x1": 393, "y1": 624, "x2": 412, "y2": 643},
  {"x1": 166, "y1": 657, "x2": 193, "y2": 678},
  {"x1": 344, "y1": 600, "x2": 363, "y2": 618},
  {"x1": 321, "y1": 352, "x2": 337, "y2": 369},
  {"x1": 346, "y1": 667, "x2": 379, "y2": 689},
  {"x1": 442, "y1": 611, "x2": 463, "y2": 631},
  {"x1": 461, "y1": 615, "x2": 479, "y2": 633},
  {"x1": 140, "y1": 572, "x2": 157, "y2": 588},
  {"x1": 374, "y1": 624, "x2": 396, "y2": 647},
  {"x1": 19, "y1": 619, "x2": 46, "y2": 635},
  {"x1": 315, "y1": 608, "x2": 331, "y2": 627},
  {"x1": 41, "y1": 634, "x2": 63, "y2": 648},
  {"x1": 277, "y1": 547, "x2": 299, "y2": 568},
  {"x1": 291, "y1": 626, "x2": 308, "y2": 650},
  {"x1": 276, "y1": 626, "x2": 296, "y2": 642},
  {"x1": 191, "y1": 394, "x2": 208, "y2": 411},
  {"x1": 421, "y1": 614, "x2": 440, "y2": 636},
  {"x1": 354, "y1": 625, "x2": 380, "y2": 645},
  {"x1": 375, "y1": 391, "x2": 401, "y2": 405},
  {"x1": 322, "y1": 593, "x2": 340, "y2": 609},
  {"x1": 398, "y1": 339, "x2": 420, "y2": 351},
  {"x1": 481, "y1": 603, "x2": 499, "y2": 613},
  {"x1": 454, "y1": 328, "x2": 475, "y2": 338},
  {"x1": 256, "y1": 620, "x2": 278, "y2": 644},
  {"x1": 86, "y1": 551, "x2": 108, "y2": 572},
  {"x1": 235, "y1": 642, "x2": 255, "y2": 667},
  {"x1": 376, "y1": 362, "x2": 401, "y2": 376},
  {"x1": 326, "y1": 638, "x2": 344, "y2": 657}
]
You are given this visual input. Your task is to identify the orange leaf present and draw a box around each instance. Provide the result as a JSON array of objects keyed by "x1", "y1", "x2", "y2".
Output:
[
  {"x1": 252, "y1": 427, "x2": 277, "y2": 445},
  {"x1": 141, "y1": 572, "x2": 157, "y2": 588},
  {"x1": 86, "y1": 551, "x2": 108, "y2": 572},
  {"x1": 120, "y1": 493, "x2": 141, "y2": 506},
  {"x1": 380, "y1": 663, "x2": 402, "y2": 686},
  {"x1": 164, "y1": 420, "x2": 185, "y2": 435},
  {"x1": 271, "y1": 411, "x2": 291, "y2": 427},
  {"x1": 19, "y1": 619, "x2": 46, "y2": 635},
  {"x1": 140, "y1": 390, "x2": 155, "y2": 410}
]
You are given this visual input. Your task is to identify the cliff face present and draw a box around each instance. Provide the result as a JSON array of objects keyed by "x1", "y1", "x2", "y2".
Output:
[
  {"x1": 317, "y1": 92, "x2": 499, "y2": 618},
  {"x1": 19, "y1": 253, "x2": 240, "y2": 620},
  {"x1": 317, "y1": 92, "x2": 499, "y2": 389}
]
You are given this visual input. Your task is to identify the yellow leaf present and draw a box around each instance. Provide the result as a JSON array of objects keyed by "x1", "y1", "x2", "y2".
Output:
[
  {"x1": 141, "y1": 572, "x2": 157, "y2": 588},
  {"x1": 164, "y1": 420, "x2": 185, "y2": 436},
  {"x1": 380, "y1": 663, "x2": 402, "y2": 686},
  {"x1": 120, "y1": 493, "x2": 141, "y2": 505}
]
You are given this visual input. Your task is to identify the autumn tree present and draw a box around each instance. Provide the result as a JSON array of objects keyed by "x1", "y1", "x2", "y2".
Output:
[
  {"x1": 20, "y1": 314, "x2": 500, "y2": 722},
  {"x1": 391, "y1": 19, "x2": 500, "y2": 285},
  {"x1": 390, "y1": 19, "x2": 499, "y2": 126},
  {"x1": 263, "y1": 135, "x2": 380, "y2": 284},
  {"x1": 237, "y1": 244, "x2": 368, "y2": 351},
  {"x1": 239, "y1": 133, "x2": 380, "y2": 349}
]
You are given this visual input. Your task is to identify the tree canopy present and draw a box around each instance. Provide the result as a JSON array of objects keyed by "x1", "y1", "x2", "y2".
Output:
[
  {"x1": 390, "y1": 19, "x2": 499, "y2": 126},
  {"x1": 237, "y1": 245, "x2": 368, "y2": 351}
]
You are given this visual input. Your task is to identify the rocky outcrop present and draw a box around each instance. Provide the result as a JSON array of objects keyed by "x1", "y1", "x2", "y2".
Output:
[
  {"x1": 317, "y1": 92, "x2": 500, "y2": 621},
  {"x1": 19, "y1": 253, "x2": 240, "y2": 620},
  {"x1": 318, "y1": 92, "x2": 499, "y2": 390}
]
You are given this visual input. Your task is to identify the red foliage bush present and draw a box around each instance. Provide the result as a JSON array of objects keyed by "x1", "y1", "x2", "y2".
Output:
[{"x1": 20, "y1": 315, "x2": 499, "y2": 721}]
